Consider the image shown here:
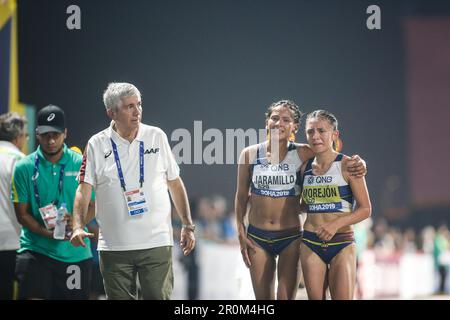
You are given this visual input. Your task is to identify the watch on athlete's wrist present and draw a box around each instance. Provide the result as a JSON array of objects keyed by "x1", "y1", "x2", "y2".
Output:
[{"x1": 182, "y1": 224, "x2": 196, "y2": 232}]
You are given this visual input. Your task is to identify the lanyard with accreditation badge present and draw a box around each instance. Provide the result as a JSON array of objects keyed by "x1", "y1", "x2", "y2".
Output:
[
  {"x1": 33, "y1": 153, "x2": 65, "y2": 230},
  {"x1": 110, "y1": 138, "x2": 149, "y2": 216},
  {"x1": 33, "y1": 154, "x2": 65, "y2": 207}
]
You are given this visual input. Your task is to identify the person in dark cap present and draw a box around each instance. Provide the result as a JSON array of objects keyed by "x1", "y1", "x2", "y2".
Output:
[
  {"x1": 35, "y1": 104, "x2": 66, "y2": 134},
  {"x1": 11, "y1": 105, "x2": 95, "y2": 299}
]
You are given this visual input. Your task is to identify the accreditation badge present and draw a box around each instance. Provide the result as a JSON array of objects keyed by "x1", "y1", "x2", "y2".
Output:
[
  {"x1": 38, "y1": 204, "x2": 58, "y2": 230},
  {"x1": 124, "y1": 187, "x2": 149, "y2": 216}
]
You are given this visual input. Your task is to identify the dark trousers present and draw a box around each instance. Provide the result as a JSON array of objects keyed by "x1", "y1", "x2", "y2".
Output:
[
  {"x1": 15, "y1": 250, "x2": 92, "y2": 300},
  {"x1": 438, "y1": 265, "x2": 448, "y2": 293},
  {"x1": 0, "y1": 250, "x2": 17, "y2": 300}
]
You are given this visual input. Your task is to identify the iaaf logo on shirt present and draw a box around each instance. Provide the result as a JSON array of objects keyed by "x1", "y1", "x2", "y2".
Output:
[
  {"x1": 145, "y1": 148, "x2": 159, "y2": 154},
  {"x1": 103, "y1": 148, "x2": 159, "y2": 157}
]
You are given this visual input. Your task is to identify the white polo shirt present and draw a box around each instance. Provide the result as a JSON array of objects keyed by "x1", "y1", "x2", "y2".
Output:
[
  {"x1": 79, "y1": 122, "x2": 180, "y2": 251},
  {"x1": 0, "y1": 141, "x2": 24, "y2": 251}
]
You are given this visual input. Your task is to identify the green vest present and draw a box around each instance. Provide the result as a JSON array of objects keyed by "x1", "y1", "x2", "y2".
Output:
[{"x1": 12, "y1": 144, "x2": 92, "y2": 263}]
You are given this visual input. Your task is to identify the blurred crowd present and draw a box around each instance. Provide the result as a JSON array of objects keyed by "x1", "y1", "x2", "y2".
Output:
[
  {"x1": 355, "y1": 217, "x2": 450, "y2": 295},
  {"x1": 355, "y1": 217, "x2": 450, "y2": 256},
  {"x1": 171, "y1": 194, "x2": 239, "y2": 300},
  {"x1": 172, "y1": 194, "x2": 238, "y2": 245},
  {"x1": 171, "y1": 195, "x2": 450, "y2": 299}
]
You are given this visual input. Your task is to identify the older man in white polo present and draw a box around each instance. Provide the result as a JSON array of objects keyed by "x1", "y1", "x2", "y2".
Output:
[{"x1": 70, "y1": 82, "x2": 195, "y2": 300}]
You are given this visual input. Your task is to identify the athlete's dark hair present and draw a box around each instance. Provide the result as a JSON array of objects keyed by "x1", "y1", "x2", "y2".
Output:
[
  {"x1": 265, "y1": 100, "x2": 303, "y2": 124},
  {"x1": 306, "y1": 109, "x2": 338, "y2": 130},
  {"x1": 306, "y1": 109, "x2": 339, "y2": 150}
]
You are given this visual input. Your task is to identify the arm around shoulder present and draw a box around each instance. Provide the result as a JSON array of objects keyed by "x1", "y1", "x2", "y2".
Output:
[
  {"x1": 343, "y1": 159, "x2": 372, "y2": 223},
  {"x1": 343, "y1": 154, "x2": 367, "y2": 177},
  {"x1": 297, "y1": 144, "x2": 314, "y2": 163}
]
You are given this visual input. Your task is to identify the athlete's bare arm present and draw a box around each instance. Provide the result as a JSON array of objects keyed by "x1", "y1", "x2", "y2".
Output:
[
  {"x1": 298, "y1": 144, "x2": 367, "y2": 177},
  {"x1": 315, "y1": 155, "x2": 372, "y2": 241},
  {"x1": 235, "y1": 146, "x2": 257, "y2": 268}
]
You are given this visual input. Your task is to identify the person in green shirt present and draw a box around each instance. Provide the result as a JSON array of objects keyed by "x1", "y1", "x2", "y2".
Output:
[{"x1": 12, "y1": 105, "x2": 95, "y2": 299}]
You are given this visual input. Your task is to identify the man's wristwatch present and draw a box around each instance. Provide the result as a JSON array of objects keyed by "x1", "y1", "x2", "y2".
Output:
[{"x1": 182, "y1": 224, "x2": 196, "y2": 232}]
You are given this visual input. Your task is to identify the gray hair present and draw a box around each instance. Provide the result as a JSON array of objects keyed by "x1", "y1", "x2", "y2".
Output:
[
  {"x1": 102, "y1": 82, "x2": 141, "y2": 111},
  {"x1": 0, "y1": 112, "x2": 27, "y2": 142}
]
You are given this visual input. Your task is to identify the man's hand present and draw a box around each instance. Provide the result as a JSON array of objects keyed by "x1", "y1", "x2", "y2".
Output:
[
  {"x1": 180, "y1": 228, "x2": 195, "y2": 256},
  {"x1": 64, "y1": 213, "x2": 73, "y2": 235},
  {"x1": 345, "y1": 155, "x2": 367, "y2": 177},
  {"x1": 70, "y1": 228, "x2": 94, "y2": 247}
]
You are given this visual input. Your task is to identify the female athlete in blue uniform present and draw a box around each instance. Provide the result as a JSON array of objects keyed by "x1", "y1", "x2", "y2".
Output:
[
  {"x1": 299, "y1": 110, "x2": 371, "y2": 300},
  {"x1": 235, "y1": 101, "x2": 367, "y2": 300}
]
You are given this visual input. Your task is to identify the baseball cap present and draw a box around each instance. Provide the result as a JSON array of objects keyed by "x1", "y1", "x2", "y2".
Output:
[{"x1": 36, "y1": 105, "x2": 66, "y2": 134}]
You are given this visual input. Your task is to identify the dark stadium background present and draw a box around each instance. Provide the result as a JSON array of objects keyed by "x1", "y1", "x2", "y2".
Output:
[{"x1": 17, "y1": 0, "x2": 450, "y2": 228}]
